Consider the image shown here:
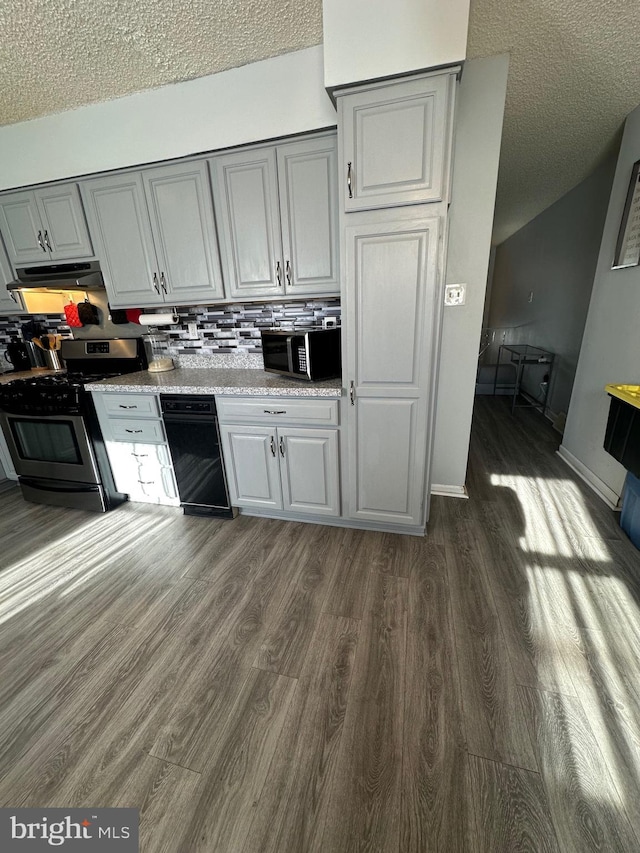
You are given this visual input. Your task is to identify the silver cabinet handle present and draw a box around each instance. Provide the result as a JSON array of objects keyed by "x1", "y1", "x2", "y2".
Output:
[
  {"x1": 276, "y1": 261, "x2": 282, "y2": 286},
  {"x1": 43, "y1": 230, "x2": 52, "y2": 251},
  {"x1": 9, "y1": 290, "x2": 17, "y2": 303},
  {"x1": 152, "y1": 272, "x2": 160, "y2": 294},
  {"x1": 160, "y1": 272, "x2": 168, "y2": 294},
  {"x1": 125, "y1": 429, "x2": 143, "y2": 434},
  {"x1": 347, "y1": 162, "x2": 353, "y2": 199},
  {"x1": 263, "y1": 409, "x2": 286, "y2": 415},
  {"x1": 119, "y1": 404, "x2": 138, "y2": 409},
  {"x1": 138, "y1": 480, "x2": 155, "y2": 485},
  {"x1": 350, "y1": 380, "x2": 355, "y2": 405},
  {"x1": 37, "y1": 231, "x2": 46, "y2": 252},
  {"x1": 279, "y1": 436, "x2": 285, "y2": 457},
  {"x1": 270, "y1": 435, "x2": 276, "y2": 457},
  {"x1": 285, "y1": 260, "x2": 292, "y2": 286},
  {"x1": 132, "y1": 452, "x2": 148, "y2": 457}
]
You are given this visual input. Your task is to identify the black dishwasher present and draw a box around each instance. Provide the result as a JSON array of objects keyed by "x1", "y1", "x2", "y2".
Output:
[{"x1": 161, "y1": 395, "x2": 235, "y2": 518}]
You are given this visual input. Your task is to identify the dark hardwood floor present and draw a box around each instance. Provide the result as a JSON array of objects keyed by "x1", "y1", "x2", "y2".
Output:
[{"x1": 1, "y1": 395, "x2": 639, "y2": 851}]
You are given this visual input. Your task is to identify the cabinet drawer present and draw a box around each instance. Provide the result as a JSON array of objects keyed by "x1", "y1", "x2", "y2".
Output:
[
  {"x1": 101, "y1": 393, "x2": 160, "y2": 417},
  {"x1": 216, "y1": 396, "x2": 339, "y2": 426},
  {"x1": 109, "y1": 417, "x2": 166, "y2": 443}
]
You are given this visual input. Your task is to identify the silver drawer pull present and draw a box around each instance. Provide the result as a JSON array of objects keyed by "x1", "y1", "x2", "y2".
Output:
[
  {"x1": 263, "y1": 409, "x2": 286, "y2": 415},
  {"x1": 119, "y1": 404, "x2": 138, "y2": 409},
  {"x1": 125, "y1": 429, "x2": 143, "y2": 433},
  {"x1": 132, "y1": 453, "x2": 148, "y2": 458},
  {"x1": 138, "y1": 480, "x2": 155, "y2": 485},
  {"x1": 270, "y1": 435, "x2": 276, "y2": 457},
  {"x1": 279, "y1": 436, "x2": 285, "y2": 457}
]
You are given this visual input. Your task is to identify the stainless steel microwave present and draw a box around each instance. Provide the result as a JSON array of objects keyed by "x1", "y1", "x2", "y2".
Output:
[{"x1": 261, "y1": 328, "x2": 341, "y2": 381}]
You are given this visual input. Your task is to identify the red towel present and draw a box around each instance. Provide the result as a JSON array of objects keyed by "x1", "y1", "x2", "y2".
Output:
[
  {"x1": 125, "y1": 308, "x2": 142, "y2": 324},
  {"x1": 64, "y1": 303, "x2": 82, "y2": 327}
]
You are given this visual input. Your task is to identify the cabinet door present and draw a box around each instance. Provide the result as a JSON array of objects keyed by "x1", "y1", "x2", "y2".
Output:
[
  {"x1": 0, "y1": 192, "x2": 47, "y2": 265},
  {"x1": 344, "y1": 214, "x2": 440, "y2": 526},
  {"x1": 277, "y1": 136, "x2": 340, "y2": 296},
  {"x1": 81, "y1": 173, "x2": 161, "y2": 308},
  {"x1": 35, "y1": 185, "x2": 93, "y2": 260},
  {"x1": 339, "y1": 73, "x2": 454, "y2": 211},
  {"x1": 210, "y1": 148, "x2": 283, "y2": 299},
  {"x1": 108, "y1": 441, "x2": 179, "y2": 506},
  {"x1": 0, "y1": 243, "x2": 22, "y2": 315},
  {"x1": 278, "y1": 427, "x2": 340, "y2": 517},
  {"x1": 143, "y1": 162, "x2": 225, "y2": 305},
  {"x1": 219, "y1": 424, "x2": 282, "y2": 510}
]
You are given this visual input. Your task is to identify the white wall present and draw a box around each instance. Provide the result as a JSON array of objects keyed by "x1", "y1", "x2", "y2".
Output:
[
  {"x1": 0, "y1": 46, "x2": 336, "y2": 191},
  {"x1": 431, "y1": 55, "x2": 509, "y2": 493},
  {"x1": 487, "y1": 154, "x2": 616, "y2": 417},
  {"x1": 561, "y1": 103, "x2": 640, "y2": 503},
  {"x1": 323, "y1": 0, "x2": 469, "y2": 90}
]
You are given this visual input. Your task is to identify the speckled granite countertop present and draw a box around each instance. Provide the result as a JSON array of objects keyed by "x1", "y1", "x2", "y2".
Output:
[{"x1": 84, "y1": 368, "x2": 343, "y2": 398}]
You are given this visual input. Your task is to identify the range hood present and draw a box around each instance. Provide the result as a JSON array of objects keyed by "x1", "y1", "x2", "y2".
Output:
[{"x1": 8, "y1": 261, "x2": 104, "y2": 292}]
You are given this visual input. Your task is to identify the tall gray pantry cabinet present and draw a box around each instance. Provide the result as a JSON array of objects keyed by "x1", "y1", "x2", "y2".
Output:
[{"x1": 337, "y1": 69, "x2": 458, "y2": 529}]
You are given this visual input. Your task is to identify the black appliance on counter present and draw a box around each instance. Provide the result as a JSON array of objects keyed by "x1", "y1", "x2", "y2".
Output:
[
  {"x1": 0, "y1": 338, "x2": 147, "y2": 512},
  {"x1": 160, "y1": 395, "x2": 235, "y2": 519},
  {"x1": 260, "y1": 328, "x2": 341, "y2": 381}
]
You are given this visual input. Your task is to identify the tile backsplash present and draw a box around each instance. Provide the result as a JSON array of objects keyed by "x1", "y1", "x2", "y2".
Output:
[{"x1": 0, "y1": 298, "x2": 341, "y2": 362}]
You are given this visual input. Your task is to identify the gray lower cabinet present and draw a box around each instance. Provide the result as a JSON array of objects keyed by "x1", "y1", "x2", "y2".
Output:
[
  {"x1": 81, "y1": 162, "x2": 224, "y2": 309},
  {"x1": 92, "y1": 391, "x2": 179, "y2": 506},
  {"x1": 218, "y1": 396, "x2": 340, "y2": 517},
  {"x1": 342, "y1": 210, "x2": 440, "y2": 527},
  {"x1": 210, "y1": 134, "x2": 340, "y2": 299},
  {"x1": 337, "y1": 70, "x2": 457, "y2": 212},
  {"x1": 0, "y1": 184, "x2": 93, "y2": 265}
]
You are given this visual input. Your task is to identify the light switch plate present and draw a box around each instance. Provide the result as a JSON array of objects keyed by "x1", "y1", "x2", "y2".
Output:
[{"x1": 444, "y1": 283, "x2": 466, "y2": 306}]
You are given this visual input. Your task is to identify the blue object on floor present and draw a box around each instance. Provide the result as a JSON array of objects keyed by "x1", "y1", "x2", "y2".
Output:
[{"x1": 620, "y1": 470, "x2": 640, "y2": 549}]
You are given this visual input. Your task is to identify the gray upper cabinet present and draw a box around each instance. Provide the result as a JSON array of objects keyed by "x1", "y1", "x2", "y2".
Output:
[
  {"x1": 142, "y1": 162, "x2": 224, "y2": 305},
  {"x1": 0, "y1": 185, "x2": 93, "y2": 265},
  {"x1": 338, "y1": 71, "x2": 457, "y2": 212},
  {"x1": 81, "y1": 162, "x2": 224, "y2": 308},
  {"x1": 210, "y1": 134, "x2": 340, "y2": 299},
  {"x1": 81, "y1": 173, "x2": 160, "y2": 307},
  {"x1": 0, "y1": 240, "x2": 22, "y2": 314},
  {"x1": 277, "y1": 136, "x2": 340, "y2": 295},
  {"x1": 210, "y1": 147, "x2": 282, "y2": 299}
]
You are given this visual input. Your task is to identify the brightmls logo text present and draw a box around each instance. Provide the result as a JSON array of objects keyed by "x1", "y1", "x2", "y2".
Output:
[{"x1": 1, "y1": 809, "x2": 138, "y2": 851}]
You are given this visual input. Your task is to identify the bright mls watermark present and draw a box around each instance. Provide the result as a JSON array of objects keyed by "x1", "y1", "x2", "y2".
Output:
[{"x1": 0, "y1": 809, "x2": 138, "y2": 851}]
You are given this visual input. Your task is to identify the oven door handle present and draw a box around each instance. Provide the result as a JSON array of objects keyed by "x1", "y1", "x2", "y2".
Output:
[{"x1": 19, "y1": 477, "x2": 100, "y2": 494}]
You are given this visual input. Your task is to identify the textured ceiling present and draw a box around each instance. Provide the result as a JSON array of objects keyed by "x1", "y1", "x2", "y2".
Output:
[{"x1": 0, "y1": 0, "x2": 638, "y2": 243}]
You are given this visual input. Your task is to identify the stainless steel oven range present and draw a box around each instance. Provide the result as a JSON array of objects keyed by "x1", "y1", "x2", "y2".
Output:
[{"x1": 0, "y1": 338, "x2": 146, "y2": 511}]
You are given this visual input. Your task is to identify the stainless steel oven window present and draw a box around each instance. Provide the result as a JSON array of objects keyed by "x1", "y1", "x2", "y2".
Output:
[
  {"x1": 9, "y1": 418, "x2": 83, "y2": 465},
  {"x1": 0, "y1": 412, "x2": 101, "y2": 485}
]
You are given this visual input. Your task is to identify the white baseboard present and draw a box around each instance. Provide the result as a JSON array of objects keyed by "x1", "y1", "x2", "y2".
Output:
[
  {"x1": 430, "y1": 484, "x2": 469, "y2": 499},
  {"x1": 556, "y1": 445, "x2": 621, "y2": 509}
]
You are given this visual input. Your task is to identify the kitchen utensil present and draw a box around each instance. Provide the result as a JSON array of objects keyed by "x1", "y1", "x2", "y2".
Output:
[
  {"x1": 77, "y1": 299, "x2": 99, "y2": 325},
  {"x1": 4, "y1": 337, "x2": 32, "y2": 371},
  {"x1": 64, "y1": 302, "x2": 83, "y2": 327}
]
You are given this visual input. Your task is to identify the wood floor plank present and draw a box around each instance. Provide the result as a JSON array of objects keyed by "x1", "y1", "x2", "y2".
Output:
[
  {"x1": 147, "y1": 521, "x2": 312, "y2": 770},
  {"x1": 519, "y1": 685, "x2": 640, "y2": 852},
  {"x1": 402, "y1": 541, "x2": 472, "y2": 852},
  {"x1": 468, "y1": 754, "x2": 561, "y2": 853},
  {"x1": 253, "y1": 525, "x2": 352, "y2": 677},
  {"x1": 445, "y1": 515, "x2": 538, "y2": 771},
  {"x1": 320, "y1": 572, "x2": 407, "y2": 853},
  {"x1": 243, "y1": 613, "x2": 360, "y2": 853},
  {"x1": 179, "y1": 667, "x2": 297, "y2": 853},
  {"x1": 473, "y1": 504, "x2": 578, "y2": 696},
  {"x1": 322, "y1": 528, "x2": 374, "y2": 619}
]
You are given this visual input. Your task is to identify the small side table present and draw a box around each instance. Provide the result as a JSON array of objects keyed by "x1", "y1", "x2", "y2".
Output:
[{"x1": 493, "y1": 344, "x2": 555, "y2": 415}]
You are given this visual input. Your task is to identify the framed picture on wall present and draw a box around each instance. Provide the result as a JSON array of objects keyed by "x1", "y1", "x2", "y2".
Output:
[{"x1": 612, "y1": 159, "x2": 640, "y2": 269}]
